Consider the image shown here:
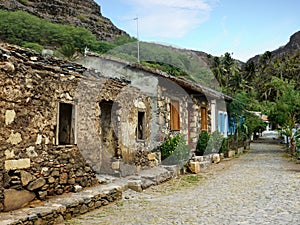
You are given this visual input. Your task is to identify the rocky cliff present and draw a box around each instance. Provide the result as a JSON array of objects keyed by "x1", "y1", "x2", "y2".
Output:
[
  {"x1": 248, "y1": 30, "x2": 300, "y2": 63},
  {"x1": 0, "y1": 0, "x2": 128, "y2": 42}
]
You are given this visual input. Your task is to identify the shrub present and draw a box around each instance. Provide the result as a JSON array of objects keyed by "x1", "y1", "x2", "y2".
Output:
[
  {"x1": 58, "y1": 44, "x2": 77, "y2": 60},
  {"x1": 160, "y1": 135, "x2": 191, "y2": 165},
  {"x1": 195, "y1": 130, "x2": 210, "y2": 156},
  {"x1": 0, "y1": 10, "x2": 116, "y2": 55},
  {"x1": 219, "y1": 137, "x2": 229, "y2": 154},
  {"x1": 207, "y1": 131, "x2": 224, "y2": 154},
  {"x1": 196, "y1": 131, "x2": 226, "y2": 155},
  {"x1": 21, "y1": 42, "x2": 43, "y2": 53}
]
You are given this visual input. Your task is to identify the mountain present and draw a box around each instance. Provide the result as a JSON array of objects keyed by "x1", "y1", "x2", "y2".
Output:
[
  {"x1": 248, "y1": 30, "x2": 300, "y2": 63},
  {"x1": 0, "y1": 0, "x2": 129, "y2": 42}
]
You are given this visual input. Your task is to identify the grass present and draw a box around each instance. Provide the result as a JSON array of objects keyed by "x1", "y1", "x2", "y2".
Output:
[
  {"x1": 155, "y1": 174, "x2": 206, "y2": 193},
  {"x1": 282, "y1": 152, "x2": 291, "y2": 158},
  {"x1": 115, "y1": 201, "x2": 124, "y2": 207},
  {"x1": 182, "y1": 174, "x2": 203, "y2": 184}
]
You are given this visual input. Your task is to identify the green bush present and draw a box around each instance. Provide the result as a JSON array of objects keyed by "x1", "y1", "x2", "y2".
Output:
[
  {"x1": 57, "y1": 44, "x2": 77, "y2": 60},
  {"x1": 219, "y1": 137, "x2": 229, "y2": 154},
  {"x1": 160, "y1": 135, "x2": 191, "y2": 165},
  {"x1": 196, "y1": 131, "x2": 226, "y2": 155},
  {"x1": 21, "y1": 42, "x2": 43, "y2": 53},
  {"x1": 207, "y1": 131, "x2": 224, "y2": 154},
  {"x1": 195, "y1": 130, "x2": 210, "y2": 156},
  {"x1": 294, "y1": 129, "x2": 300, "y2": 158},
  {"x1": 0, "y1": 10, "x2": 116, "y2": 55}
]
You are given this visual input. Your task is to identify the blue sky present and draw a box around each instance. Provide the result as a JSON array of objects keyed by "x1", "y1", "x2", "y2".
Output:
[{"x1": 96, "y1": 0, "x2": 300, "y2": 62}]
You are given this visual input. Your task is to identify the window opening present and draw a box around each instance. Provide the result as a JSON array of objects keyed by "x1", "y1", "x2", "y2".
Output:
[
  {"x1": 57, "y1": 102, "x2": 76, "y2": 145},
  {"x1": 137, "y1": 111, "x2": 145, "y2": 140}
]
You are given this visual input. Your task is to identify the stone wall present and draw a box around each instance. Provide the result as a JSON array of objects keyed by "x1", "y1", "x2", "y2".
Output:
[
  {"x1": 0, "y1": 143, "x2": 4, "y2": 211},
  {"x1": 77, "y1": 56, "x2": 218, "y2": 162},
  {"x1": 0, "y1": 43, "x2": 158, "y2": 211},
  {"x1": 0, "y1": 43, "x2": 101, "y2": 211},
  {"x1": 156, "y1": 80, "x2": 211, "y2": 149},
  {"x1": 75, "y1": 73, "x2": 154, "y2": 176}
]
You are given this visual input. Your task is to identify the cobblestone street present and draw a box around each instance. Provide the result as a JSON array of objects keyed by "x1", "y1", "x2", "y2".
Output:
[{"x1": 67, "y1": 141, "x2": 300, "y2": 225}]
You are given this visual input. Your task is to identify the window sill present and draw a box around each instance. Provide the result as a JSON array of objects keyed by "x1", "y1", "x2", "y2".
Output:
[{"x1": 56, "y1": 144, "x2": 77, "y2": 148}]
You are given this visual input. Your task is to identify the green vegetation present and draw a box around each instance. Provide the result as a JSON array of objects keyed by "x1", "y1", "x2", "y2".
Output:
[
  {"x1": 210, "y1": 50, "x2": 300, "y2": 146},
  {"x1": 1, "y1": 10, "x2": 299, "y2": 149},
  {"x1": 295, "y1": 130, "x2": 300, "y2": 158},
  {"x1": 207, "y1": 131, "x2": 225, "y2": 154},
  {"x1": 141, "y1": 61, "x2": 190, "y2": 78},
  {"x1": 0, "y1": 10, "x2": 215, "y2": 83},
  {"x1": 160, "y1": 135, "x2": 191, "y2": 165},
  {"x1": 196, "y1": 131, "x2": 228, "y2": 155},
  {"x1": 109, "y1": 42, "x2": 215, "y2": 84},
  {"x1": 195, "y1": 130, "x2": 209, "y2": 156},
  {"x1": 0, "y1": 10, "x2": 135, "y2": 58}
]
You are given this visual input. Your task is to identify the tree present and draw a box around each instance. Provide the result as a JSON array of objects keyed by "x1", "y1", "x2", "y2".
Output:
[
  {"x1": 267, "y1": 77, "x2": 300, "y2": 127},
  {"x1": 210, "y1": 52, "x2": 242, "y2": 94}
]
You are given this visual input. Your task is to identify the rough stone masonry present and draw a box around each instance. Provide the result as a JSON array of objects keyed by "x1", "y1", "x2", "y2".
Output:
[
  {"x1": 0, "y1": 42, "x2": 101, "y2": 211},
  {"x1": 0, "y1": 42, "x2": 157, "y2": 212}
]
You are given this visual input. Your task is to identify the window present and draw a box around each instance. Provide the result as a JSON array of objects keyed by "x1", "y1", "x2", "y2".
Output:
[
  {"x1": 137, "y1": 111, "x2": 145, "y2": 140},
  {"x1": 56, "y1": 102, "x2": 76, "y2": 145},
  {"x1": 170, "y1": 100, "x2": 180, "y2": 130},
  {"x1": 218, "y1": 111, "x2": 228, "y2": 136},
  {"x1": 201, "y1": 107, "x2": 208, "y2": 130},
  {"x1": 218, "y1": 112, "x2": 223, "y2": 133}
]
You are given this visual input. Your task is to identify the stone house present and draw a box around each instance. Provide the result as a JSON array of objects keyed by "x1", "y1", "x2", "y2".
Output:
[
  {"x1": 0, "y1": 43, "x2": 107, "y2": 211},
  {"x1": 77, "y1": 55, "x2": 232, "y2": 159},
  {"x1": 0, "y1": 43, "x2": 231, "y2": 211}
]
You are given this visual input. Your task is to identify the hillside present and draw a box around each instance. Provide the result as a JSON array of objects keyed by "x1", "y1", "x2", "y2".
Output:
[
  {"x1": 248, "y1": 30, "x2": 300, "y2": 63},
  {"x1": 0, "y1": 0, "x2": 129, "y2": 42}
]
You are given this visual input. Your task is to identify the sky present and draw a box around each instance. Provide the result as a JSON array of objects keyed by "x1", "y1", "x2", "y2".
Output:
[{"x1": 96, "y1": 0, "x2": 300, "y2": 62}]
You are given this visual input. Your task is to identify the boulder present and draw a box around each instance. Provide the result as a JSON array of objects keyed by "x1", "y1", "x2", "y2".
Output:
[
  {"x1": 213, "y1": 154, "x2": 221, "y2": 164},
  {"x1": 189, "y1": 162, "x2": 201, "y2": 174},
  {"x1": 20, "y1": 171, "x2": 34, "y2": 186},
  {"x1": 4, "y1": 189, "x2": 35, "y2": 211},
  {"x1": 27, "y1": 178, "x2": 46, "y2": 191}
]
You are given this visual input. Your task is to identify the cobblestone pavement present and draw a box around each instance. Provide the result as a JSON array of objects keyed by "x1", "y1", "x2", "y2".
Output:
[{"x1": 66, "y1": 142, "x2": 300, "y2": 225}]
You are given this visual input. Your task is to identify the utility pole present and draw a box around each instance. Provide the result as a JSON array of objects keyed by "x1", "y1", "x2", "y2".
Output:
[{"x1": 134, "y1": 17, "x2": 140, "y2": 63}]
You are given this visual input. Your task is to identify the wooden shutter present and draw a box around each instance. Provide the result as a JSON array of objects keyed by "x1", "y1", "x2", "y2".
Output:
[
  {"x1": 218, "y1": 112, "x2": 222, "y2": 133},
  {"x1": 170, "y1": 100, "x2": 180, "y2": 130},
  {"x1": 201, "y1": 107, "x2": 208, "y2": 130}
]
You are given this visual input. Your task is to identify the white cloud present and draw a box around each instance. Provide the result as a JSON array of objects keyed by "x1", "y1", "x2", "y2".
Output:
[{"x1": 124, "y1": 0, "x2": 216, "y2": 39}]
